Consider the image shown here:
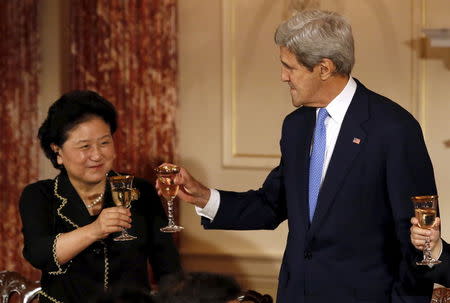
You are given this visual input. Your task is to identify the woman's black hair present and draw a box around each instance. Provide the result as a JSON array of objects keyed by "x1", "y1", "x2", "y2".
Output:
[{"x1": 38, "y1": 90, "x2": 117, "y2": 169}]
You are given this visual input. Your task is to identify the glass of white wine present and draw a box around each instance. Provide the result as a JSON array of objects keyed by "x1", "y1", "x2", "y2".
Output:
[
  {"x1": 155, "y1": 164, "x2": 184, "y2": 233},
  {"x1": 411, "y1": 195, "x2": 441, "y2": 265},
  {"x1": 109, "y1": 175, "x2": 137, "y2": 241}
]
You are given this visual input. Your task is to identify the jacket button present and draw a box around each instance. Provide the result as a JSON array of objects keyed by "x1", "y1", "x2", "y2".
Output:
[{"x1": 304, "y1": 250, "x2": 312, "y2": 260}]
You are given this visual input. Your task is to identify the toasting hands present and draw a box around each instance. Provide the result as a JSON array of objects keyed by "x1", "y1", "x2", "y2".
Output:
[{"x1": 155, "y1": 164, "x2": 211, "y2": 209}]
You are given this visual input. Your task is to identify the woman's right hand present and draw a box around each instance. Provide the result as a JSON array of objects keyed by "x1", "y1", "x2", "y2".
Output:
[
  {"x1": 55, "y1": 207, "x2": 132, "y2": 264},
  {"x1": 92, "y1": 207, "x2": 132, "y2": 239},
  {"x1": 410, "y1": 217, "x2": 441, "y2": 258}
]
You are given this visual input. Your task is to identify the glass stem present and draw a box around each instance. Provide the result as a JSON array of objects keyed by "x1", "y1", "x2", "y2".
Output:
[
  {"x1": 424, "y1": 237, "x2": 432, "y2": 262},
  {"x1": 121, "y1": 206, "x2": 129, "y2": 235},
  {"x1": 167, "y1": 198, "x2": 175, "y2": 226}
]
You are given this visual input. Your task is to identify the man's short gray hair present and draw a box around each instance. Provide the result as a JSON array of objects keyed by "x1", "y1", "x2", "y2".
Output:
[{"x1": 274, "y1": 9, "x2": 354, "y2": 75}]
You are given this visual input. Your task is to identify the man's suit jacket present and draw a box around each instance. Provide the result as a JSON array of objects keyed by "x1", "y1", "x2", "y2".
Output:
[{"x1": 202, "y1": 79, "x2": 437, "y2": 303}]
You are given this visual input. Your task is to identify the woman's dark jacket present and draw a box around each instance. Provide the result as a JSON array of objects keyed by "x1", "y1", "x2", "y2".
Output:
[{"x1": 19, "y1": 171, "x2": 181, "y2": 303}]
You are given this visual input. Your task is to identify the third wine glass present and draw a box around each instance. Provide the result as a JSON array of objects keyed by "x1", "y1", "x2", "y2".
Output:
[{"x1": 411, "y1": 195, "x2": 441, "y2": 265}]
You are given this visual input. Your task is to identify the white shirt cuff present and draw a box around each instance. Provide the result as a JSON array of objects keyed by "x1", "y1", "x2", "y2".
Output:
[{"x1": 195, "y1": 188, "x2": 220, "y2": 221}]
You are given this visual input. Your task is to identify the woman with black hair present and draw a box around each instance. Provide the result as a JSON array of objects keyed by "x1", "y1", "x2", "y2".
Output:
[{"x1": 19, "y1": 90, "x2": 181, "y2": 303}]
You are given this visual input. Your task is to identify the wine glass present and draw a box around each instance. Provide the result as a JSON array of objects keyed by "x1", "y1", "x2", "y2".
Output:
[
  {"x1": 155, "y1": 164, "x2": 184, "y2": 233},
  {"x1": 108, "y1": 175, "x2": 137, "y2": 241},
  {"x1": 411, "y1": 195, "x2": 441, "y2": 265}
]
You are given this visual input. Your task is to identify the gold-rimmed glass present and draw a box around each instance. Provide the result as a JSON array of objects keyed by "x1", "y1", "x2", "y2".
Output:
[
  {"x1": 108, "y1": 175, "x2": 137, "y2": 241},
  {"x1": 155, "y1": 164, "x2": 184, "y2": 233},
  {"x1": 411, "y1": 195, "x2": 441, "y2": 265}
]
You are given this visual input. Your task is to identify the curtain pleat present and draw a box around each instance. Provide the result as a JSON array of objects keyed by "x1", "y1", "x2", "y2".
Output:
[
  {"x1": 69, "y1": 0, "x2": 178, "y2": 180},
  {"x1": 0, "y1": 0, "x2": 177, "y2": 279},
  {"x1": 69, "y1": 0, "x2": 179, "y2": 236},
  {"x1": 0, "y1": 0, "x2": 40, "y2": 280}
]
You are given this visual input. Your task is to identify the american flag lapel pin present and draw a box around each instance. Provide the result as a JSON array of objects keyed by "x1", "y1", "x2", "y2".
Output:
[{"x1": 352, "y1": 137, "x2": 361, "y2": 144}]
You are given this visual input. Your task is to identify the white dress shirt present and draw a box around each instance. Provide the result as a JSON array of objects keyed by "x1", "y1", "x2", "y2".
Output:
[{"x1": 196, "y1": 77, "x2": 357, "y2": 221}]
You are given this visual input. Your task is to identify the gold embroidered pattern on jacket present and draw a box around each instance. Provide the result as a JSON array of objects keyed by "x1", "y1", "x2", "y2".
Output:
[
  {"x1": 103, "y1": 242, "x2": 109, "y2": 290},
  {"x1": 52, "y1": 176, "x2": 110, "y2": 292},
  {"x1": 54, "y1": 177, "x2": 79, "y2": 229},
  {"x1": 48, "y1": 233, "x2": 72, "y2": 275},
  {"x1": 39, "y1": 290, "x2": 63, "y2": 303}
]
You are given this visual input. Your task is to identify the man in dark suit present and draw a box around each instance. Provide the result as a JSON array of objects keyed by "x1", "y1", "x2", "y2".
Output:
[{"x1": 163, "y1": 9, "x2": 437, "y2": 303}]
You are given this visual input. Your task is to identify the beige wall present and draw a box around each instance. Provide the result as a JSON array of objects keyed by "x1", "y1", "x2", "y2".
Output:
[
  {"x1": 423, "y1": 0, "x2": 450, "y2": 240},
  {"x1": 38, "y1": 0, "x2": 67, "y2": 180},
  {"x1": 37, "y1": 0, "x2": 449, "y2": 299},
  {"x1": 178, "y1": 0, "x2": 450, "y2": 298}
]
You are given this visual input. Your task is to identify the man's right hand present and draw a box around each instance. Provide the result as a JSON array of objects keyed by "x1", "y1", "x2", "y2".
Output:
[{"x1": 155, "y1": 164, "x2": 211, "y2": 208}]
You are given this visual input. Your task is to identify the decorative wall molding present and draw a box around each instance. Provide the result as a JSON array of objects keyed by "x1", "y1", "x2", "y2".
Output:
[
  {"x1": 221, "y1": 0, "x2": 429, "y2": 168},
  {"x1": 222, "y1": 0, "x2": 283, "y2": 169},
  {"x1": 422, "y1": 28, "x2": 450, "y2": 47},
  {"x1": 411, "y1": 0, "x2": 428, "y2": 133}
]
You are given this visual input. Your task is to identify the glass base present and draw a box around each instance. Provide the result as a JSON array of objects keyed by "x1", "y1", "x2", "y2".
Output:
[
  {"x1": 160, "y1": 225, "x2": 184, "y2": 233},
  {"x1": 113, "y1": 233, "x2": 137, "y2": 241},
  {"x1": 416, "y1": 259, "x2": 441, "y2": 266}
]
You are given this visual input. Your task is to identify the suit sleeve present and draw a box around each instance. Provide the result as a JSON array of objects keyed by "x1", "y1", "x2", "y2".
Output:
[
  {"x1": 19, "y1": 182, "x2": 70, "y2": 273},
  {"x1": 385, "y1": 117, "x2": 437, "y2": 302},
  {"x1": 202, "y1": 158, "x2": 288, "y2": 230}
]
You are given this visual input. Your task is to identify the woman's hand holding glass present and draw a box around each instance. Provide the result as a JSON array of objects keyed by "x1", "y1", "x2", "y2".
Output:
[
  {"x1": 410, "y1": 216, "x2": 442, "y2": 261},
  {"x1": 91, "y1": 207, "x2": 132, "y2": 240}
]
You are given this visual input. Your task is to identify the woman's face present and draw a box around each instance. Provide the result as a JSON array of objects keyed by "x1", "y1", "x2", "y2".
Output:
[{"x1": 53, "y1": 117, "x2": 115, "y2": 187}]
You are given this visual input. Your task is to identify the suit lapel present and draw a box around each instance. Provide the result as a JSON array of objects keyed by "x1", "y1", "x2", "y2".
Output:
[
  {"x1": 56, "y1": 172, "x2": 95, "y2": 228},
  {"x1": 286, "y1": 107, "x2": 316, "y2": 232},
  {"x1": 308, "y1": 83, "x2": 370, "y2": 236}
]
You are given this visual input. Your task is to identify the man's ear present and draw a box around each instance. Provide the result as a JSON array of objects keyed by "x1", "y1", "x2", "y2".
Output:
[{"x1": 319, "y1": 58, "x2": 336, "y2": 80}]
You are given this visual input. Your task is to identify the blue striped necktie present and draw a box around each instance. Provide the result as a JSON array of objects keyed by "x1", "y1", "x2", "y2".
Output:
[{"x1": 308, "y1": 108, "x2": 328, "y2": 221}]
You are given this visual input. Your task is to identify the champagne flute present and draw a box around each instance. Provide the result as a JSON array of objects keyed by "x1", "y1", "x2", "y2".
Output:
[
  {"x1": 109, "y1": 175, "x2": 137, "y2": 241},
  {"x1": 155, "y1": 164, "x2": 184, "y2": 233},
  {"x1": 411, "y1": 195, "x2": 441, "y2": 265}
]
